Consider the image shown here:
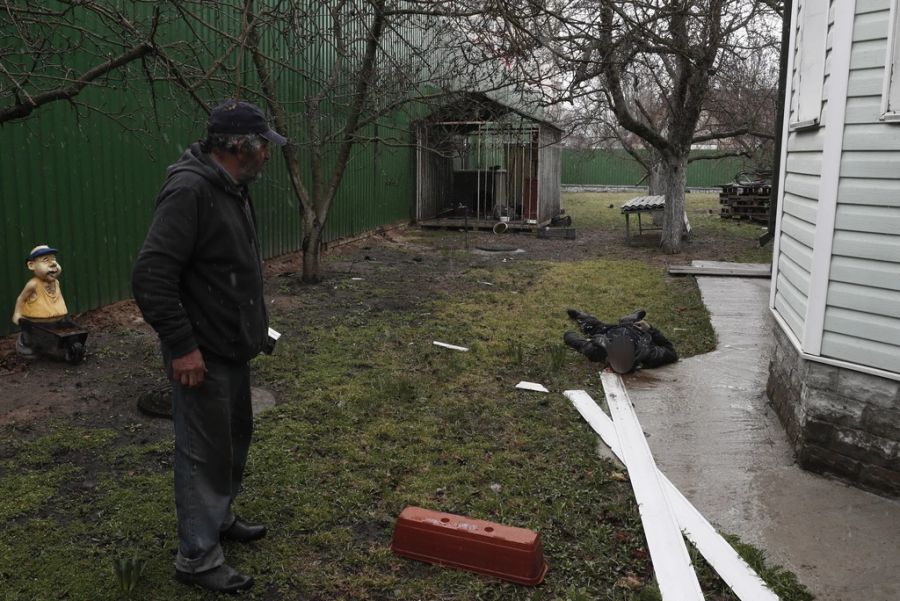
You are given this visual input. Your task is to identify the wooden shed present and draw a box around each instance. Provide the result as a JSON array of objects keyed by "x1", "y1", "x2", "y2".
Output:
[{"x1": 415, "y1": 93, "x2": 562, "y2": 230}]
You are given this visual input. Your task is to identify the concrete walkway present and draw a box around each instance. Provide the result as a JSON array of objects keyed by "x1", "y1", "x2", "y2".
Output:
[{"x1": 621, "y1": 277, "x2": 900, "y2": 601}]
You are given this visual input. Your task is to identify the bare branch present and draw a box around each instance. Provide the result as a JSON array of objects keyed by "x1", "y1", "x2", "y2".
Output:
[{"x1": 1, "y1": 41, "x2": 153, "y2": 123}]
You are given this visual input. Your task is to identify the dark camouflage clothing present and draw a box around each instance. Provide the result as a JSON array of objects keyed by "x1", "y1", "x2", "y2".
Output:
[{"x1": 563, "y1": 308, "x2": 678, "y2": 372}]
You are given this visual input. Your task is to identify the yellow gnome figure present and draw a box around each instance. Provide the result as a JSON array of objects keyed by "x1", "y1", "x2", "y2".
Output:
[{"x1": 12, "y1": 245, "x2": 68, "y2": 325}]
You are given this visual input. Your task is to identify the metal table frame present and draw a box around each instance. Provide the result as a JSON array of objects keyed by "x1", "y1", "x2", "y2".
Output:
[{"x1": 622, "y1": 195, "x2": 666, "y2": 242}]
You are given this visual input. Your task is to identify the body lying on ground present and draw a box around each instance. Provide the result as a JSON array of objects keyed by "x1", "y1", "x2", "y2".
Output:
[{"x1": 563, "y1": 308, "x2": 678, "y2": 374}]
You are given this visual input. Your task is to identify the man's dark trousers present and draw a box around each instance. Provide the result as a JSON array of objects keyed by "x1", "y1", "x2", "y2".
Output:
[{"x1": 167, "y1": 351, "x2": 253, "y2": 573}]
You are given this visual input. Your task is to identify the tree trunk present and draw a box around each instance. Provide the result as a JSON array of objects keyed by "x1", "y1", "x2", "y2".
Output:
[
  {"x1": 301, "y1": 211, "x2": 324, "y2": 283},
  {"x1": 648, "y1": 155, "x2": 666, "y2": 195},
  {"x1": 648, "y1": 154, "x2": 666, "y2": 226},
  {"x1": 660, "y1": 155, "x2": 687, "y2": 253}
]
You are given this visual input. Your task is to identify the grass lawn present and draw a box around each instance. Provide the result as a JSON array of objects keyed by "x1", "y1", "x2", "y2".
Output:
[
  {"x1": 562, "y1": 192, "x2": 774, "y2": 264},
  {"x1": 0, "y1": 193, "x2": 808, "y2": 600}
]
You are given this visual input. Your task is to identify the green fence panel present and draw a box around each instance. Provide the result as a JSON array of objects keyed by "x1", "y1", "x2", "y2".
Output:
[
  {"x1": 561, "y1": 149, "x2": 754, "y2": 188},
  {"x1": 1, "y1": 2, "x2": 419, "y2": 336}
]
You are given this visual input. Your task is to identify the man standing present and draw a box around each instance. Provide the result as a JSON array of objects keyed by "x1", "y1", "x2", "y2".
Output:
[{"x1": 132, "y1": 100, "x2": 285, "y2": 593}]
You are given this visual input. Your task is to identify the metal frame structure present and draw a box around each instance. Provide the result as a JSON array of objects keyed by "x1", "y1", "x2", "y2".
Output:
[{"x1": 415, "y1": 98, "x2": 561, "y2": 230}]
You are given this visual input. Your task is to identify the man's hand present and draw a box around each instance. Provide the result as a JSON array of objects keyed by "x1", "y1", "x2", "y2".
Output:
[{"x1": 172, "y1": 349, "x2": 207, "y2": 387}]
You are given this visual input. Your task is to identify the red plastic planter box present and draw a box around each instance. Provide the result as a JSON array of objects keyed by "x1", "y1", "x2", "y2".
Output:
[{"x1": 390, "y1": 506, "x2": 549, "y2": 585}]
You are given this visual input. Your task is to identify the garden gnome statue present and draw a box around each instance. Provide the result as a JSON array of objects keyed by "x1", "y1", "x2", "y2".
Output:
[
  {"x1": 12, "y1": 245, "x2": 70, "y2": 358},
  {"x1": 13, "y1": 245, "x2": 68, "y2": 324}
]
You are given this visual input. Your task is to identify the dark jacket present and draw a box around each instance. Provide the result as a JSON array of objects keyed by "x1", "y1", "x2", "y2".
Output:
[
  {"x1": 132, "y1": 143, "x2": 268, "y2": 364},
  {"x1": 594, "y1": 323, "x2": 678, "y2": 369},
  {"x1": 564, "y1": 308, "x2": 678, "y2": 372}
]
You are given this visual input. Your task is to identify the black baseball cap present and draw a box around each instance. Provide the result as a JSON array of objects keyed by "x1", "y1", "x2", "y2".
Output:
[{"x1": 207, "y1": 100, "x2": 287, "y2": 145}]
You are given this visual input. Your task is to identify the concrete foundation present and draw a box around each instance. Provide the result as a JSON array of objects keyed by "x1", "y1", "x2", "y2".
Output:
[{"x1": 767, "y1": 326, "x2": 900, "y2": 497}]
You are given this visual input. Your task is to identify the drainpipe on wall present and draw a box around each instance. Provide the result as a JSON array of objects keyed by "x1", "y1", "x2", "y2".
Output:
[{"x1": 759, "y1": 0, "x2": 792, "y2": 247}]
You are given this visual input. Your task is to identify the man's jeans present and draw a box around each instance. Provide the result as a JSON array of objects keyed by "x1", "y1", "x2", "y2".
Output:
[{"x1": 166, "y1": 351, "x2": 253, "y2": 573}]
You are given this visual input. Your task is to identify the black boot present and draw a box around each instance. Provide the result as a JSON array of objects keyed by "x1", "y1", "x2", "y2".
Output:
[
  {"x1": 566, "y1": 308, "x2": 606, "y2": 336},
  {"x1": 617, "y1": 308, "x2": 647, "y2": 325},
  {"x1": 563, "y1": 332, "x2": 608, "y2": 363},
  {"x1": 175, "y1": 563, "x2": 254, "y2": 593}
]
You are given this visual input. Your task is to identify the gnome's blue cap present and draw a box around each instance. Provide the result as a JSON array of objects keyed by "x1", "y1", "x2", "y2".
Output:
[{"x1": 26, "y1": 246, "x2": 59, "y2": 263}]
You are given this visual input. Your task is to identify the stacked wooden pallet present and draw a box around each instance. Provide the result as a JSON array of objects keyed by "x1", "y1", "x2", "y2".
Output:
[{"x1": 719, "y1": 174, "x2": 771, "y2": 223}]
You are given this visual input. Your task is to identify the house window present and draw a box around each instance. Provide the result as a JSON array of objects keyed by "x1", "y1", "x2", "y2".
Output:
[
  {"x1": 792, "y1": 0, "x2": 828, "y2": 129},
  {"x1": 882, "y1": 0, "x2": 900, "y2": 120}
]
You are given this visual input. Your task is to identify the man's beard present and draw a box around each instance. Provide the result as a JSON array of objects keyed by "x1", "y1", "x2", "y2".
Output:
[{"x1": 236, "y1": 161, "x2": 265, "y2": 185}]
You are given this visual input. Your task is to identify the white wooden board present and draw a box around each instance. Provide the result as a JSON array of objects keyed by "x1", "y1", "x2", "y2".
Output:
[
  {"x1": 432, "y1": 341, "x2": 469, "y2": 352},
  {"x1": 563, "y1": 388, "x2": 780, "y2": 601},
  {"x1": 515, "y1": 381, "x2": 549, "y2": 393},
  {"x1": 667, "y1": 262, "x2": 771, "y2": 277},
  {"x1": 599, "y1": 374, "x2": 705, "y2": 600}
]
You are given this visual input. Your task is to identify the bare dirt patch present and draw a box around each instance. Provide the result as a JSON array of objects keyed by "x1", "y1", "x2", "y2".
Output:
[{"x1": 0, "y1": 220, "x2": 760, "y2": 428}]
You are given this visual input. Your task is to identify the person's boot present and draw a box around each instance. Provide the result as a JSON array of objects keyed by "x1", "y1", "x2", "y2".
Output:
[
  {"x1": 175, "y1": 563, "x2": 253, "y2": 593},
  {"x1": 563, "y1": 331, "x2": 608, "y2": 363},
  {"x1": 617, "y1": 308, "x2": 647, "y2": 325},
  {"x1": 566, "y1": 308, "x2": 606, "y2": 336}
]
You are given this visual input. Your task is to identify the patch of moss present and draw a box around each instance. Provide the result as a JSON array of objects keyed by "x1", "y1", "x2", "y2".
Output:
[
  {"x1": 10, "y1": 424, "x2": 118, "y2": 466},
  {"x1": 0, "y1": 464, "x2": 78, "y2": 521}
]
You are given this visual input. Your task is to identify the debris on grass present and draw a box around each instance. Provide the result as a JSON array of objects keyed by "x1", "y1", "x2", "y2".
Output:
[
  {"x1": 391, "y1": 506, "x2": 549, "y2": 585},
  {"x1": 616, "y1": 573, "x2": 644, "y2": 590},
  {"x1": 432, "y1": 341, "x2": 469, "y2": 352},
  {"x1": 515, "y1": 381, "x2": 549, "y2": 393}
]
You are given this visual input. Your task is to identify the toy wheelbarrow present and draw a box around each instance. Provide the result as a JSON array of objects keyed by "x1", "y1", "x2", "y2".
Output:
[{"x1": 18, "y1": 317, "x2": 88, "y2": 364}]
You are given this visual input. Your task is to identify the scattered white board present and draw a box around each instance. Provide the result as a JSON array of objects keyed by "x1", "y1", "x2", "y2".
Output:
[
  {"x1": 515, "y1": 381, "x2": 549, "y2": 393},
  {"x1": 432, "y1": 341, "x2": 469, "y2": 352},
  {"x1": 563, "y1": 388, "x2": 779, "y2": 601},
  {"x1": 600, "y1": 373, "x2": 705, "y2": 600},
  {"x1": 667, "y1": 262, "x2": 771, "y2": 278}
]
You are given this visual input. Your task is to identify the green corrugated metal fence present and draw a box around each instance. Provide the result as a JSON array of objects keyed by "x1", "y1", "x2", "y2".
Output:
[
  {"x1": 561, "y1": 149, "x2": 755, "y2": 188},
  {"x1": 1, "y1": 2, "x2": 419, "y2": 336},
  {"x1": 1, "y1": 112, "x2": 415, "y2": 336}
]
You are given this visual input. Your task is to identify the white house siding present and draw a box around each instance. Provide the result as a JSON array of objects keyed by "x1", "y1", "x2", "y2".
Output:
[
  {"x1": 820, "y1": 0, "x2": 900, "y2": 373},
  {"x1": 767, "y1": 0, "x2": 900, "y2": 499},
  {"x1": 777, "y1": 2, "x2": 835, "y2": 341}
]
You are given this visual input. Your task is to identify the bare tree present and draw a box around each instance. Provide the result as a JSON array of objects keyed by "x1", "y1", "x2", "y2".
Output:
[
  {"x1": 549, "y1": 36, "x2": 778, "y2": 192},
  {"x1": 1, "y1": 0, "x2": 162, "y2": 124},
  {"x1": 4, "y1": 0, "x2": 504, "y2": 282},
  {"x1": 166, "y1": 0, "x2": 505, "y2": 282},
  {"x1": 462, "y1": 0, "x2": 781, "y2": 252},
  {"x1": 1, "y1": 1, "x2": 252, "y2": 132}
]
